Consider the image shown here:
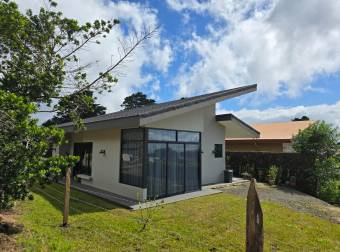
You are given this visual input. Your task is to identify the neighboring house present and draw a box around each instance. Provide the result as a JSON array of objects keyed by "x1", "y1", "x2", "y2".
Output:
[
  {"x1": 226, "y1": 121, "x2": 313, "y2": 153},
  {"x1": 56, "y1": 84, "x2": 259, "y2": 201}
]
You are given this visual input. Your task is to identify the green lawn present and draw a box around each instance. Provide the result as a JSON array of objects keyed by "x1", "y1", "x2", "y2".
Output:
[{"x1": 14, "y1": 183, "x2": 340, "y2": 251}]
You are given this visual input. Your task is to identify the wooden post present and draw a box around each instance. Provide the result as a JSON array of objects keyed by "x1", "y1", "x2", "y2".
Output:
[
  {"x1": 246, "y1": 178, "x2": 263, "y2": 252},
  {"x1": 62, "y1": 167, "x2": 71, "y2": 227}
]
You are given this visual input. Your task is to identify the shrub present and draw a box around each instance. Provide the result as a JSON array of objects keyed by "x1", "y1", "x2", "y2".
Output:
[
  {"x1": 318, "y1": 180, "x2": 340, "y2": 205},
  {"x1": 267, "y1": 165, "x2": 279, "y2": 185},
  {"x1": 315, "y1": 157, "x2": 340, "y2": 204},
  {"x1": 292, "y1": 121, "x2": 339, "y2": 203}
]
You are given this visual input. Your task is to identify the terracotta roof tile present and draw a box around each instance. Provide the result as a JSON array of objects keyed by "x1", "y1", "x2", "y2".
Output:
[{"x1": 227, "y1": 121, "x2": 313, "y2": 141}]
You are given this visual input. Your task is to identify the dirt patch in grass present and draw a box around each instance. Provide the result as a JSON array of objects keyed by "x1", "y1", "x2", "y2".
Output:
[
  {"x1": 0, "y1": 233, "x2": 19, "y2": 252},
  {"x1": 220, "y1": 182, "x2": 340, "y2": 224},
  {"x1": 0, "y1": 209, "x2": 21, "y2": 252}
]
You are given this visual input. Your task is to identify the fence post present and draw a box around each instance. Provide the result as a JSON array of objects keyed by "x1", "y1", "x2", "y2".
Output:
[
  {"x1": 246, "y1": 178, "x2": 263, "y2": 252},
  {"x1": 62, "y1": 167, "x2": 71, "y2": 227}
]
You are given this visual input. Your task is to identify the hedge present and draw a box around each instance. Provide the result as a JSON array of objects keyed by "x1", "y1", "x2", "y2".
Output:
[{"x1": 226, "y1": 152, "x2": 316, "y2": 196}]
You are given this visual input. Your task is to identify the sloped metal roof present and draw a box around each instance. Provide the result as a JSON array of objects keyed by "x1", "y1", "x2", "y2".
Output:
[{"x1": 58, "y1": 84, "x2": 257, "y2": 128}]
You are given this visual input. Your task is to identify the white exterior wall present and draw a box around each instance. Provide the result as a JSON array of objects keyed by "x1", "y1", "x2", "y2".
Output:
[
  {"x1": 59, "y1": 104, "x2": 226, "y2": 200},
  {"x1": 66, "y1": 129, "x2": 146, "y2": 201},
  {"x1": 146, "y1": 104, "x2": 225, "y2": 185}
]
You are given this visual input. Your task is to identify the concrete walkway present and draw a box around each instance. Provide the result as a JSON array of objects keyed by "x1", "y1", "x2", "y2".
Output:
[
  {"x1": 60, "y1": 181, "x2": 139, "y2": 208},
  {"x1": 132, "y1": 188, "x2": 221, "y2": 210},
  {"x1": 61, "y1": 180, "x2": 223, "y2": 210},
  {"x1": 202, "y1": 177, "x2": 248, "y2": 190}
]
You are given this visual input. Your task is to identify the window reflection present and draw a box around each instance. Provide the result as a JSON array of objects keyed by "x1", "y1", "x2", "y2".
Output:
[
  {"x1": 148, "y1": 129, "x2": 176, "y2": 141},
  {"x1": 178, "y1": 131, "x2": 200, "y2": 142}
]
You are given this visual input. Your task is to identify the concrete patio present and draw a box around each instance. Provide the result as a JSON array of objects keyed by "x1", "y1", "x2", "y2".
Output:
[{"x1": 60, "y1": 177, "x2": 247, "y2": 210}]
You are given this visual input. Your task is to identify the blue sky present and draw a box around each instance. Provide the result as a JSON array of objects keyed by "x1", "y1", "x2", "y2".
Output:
[
  {"x1": 138, "y1": 0, "x2": 340, "y2": 110},
  {"x1": 135, "y1": 0, "x2": 340, "y2": 126},
  {"x1": 17, "y1": 0, "x2": 340, "y2": 126}
]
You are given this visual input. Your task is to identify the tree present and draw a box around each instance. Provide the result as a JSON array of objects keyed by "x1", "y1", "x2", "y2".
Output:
[
  {"x1": 0, "y1": 0, "x2": 155, "y2": 209},
  {"x1": 292, "y1": 115, "x2": 310, "y2": 121},
  {"x1": 121, "y1": 92, "x2": 156, "y2": 110},
  {"x1": 43, "y1": 91, "x2": 106, "y2": 126},
  {"x1": 0, "y1": 0, "x2": 157, "y2": 120},
  {"x1": 292, "y1": 121, "x2": 340, "y2": 203},
  {"x1": 292, "y1": 121, "x2": 338, "y2": 158},
  {"x1": 0, "y1": 90, "x2": 78, "y2": 209}
]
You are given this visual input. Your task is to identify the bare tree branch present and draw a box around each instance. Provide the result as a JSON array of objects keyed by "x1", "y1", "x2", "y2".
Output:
[
  {"x1": 72, "y1": 26, "x2": 159, "y2": 96},
  {"x1": 59, "y1": 22, "x2": 119, "y2": 61}
]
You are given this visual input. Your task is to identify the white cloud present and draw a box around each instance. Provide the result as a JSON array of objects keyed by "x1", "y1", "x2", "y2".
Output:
[
  {"x1": 15, "y1": 0, "x2": 172, "y2": 114},
  {"x1": 167, "y1": 0, "x2": 340, "y2": 101},
  {"x1": 150, "y1": 42, "x2": 173, "y2": 73},
  {"x1": 217, "y1": 101, "x2": 340, "y2": 127}
]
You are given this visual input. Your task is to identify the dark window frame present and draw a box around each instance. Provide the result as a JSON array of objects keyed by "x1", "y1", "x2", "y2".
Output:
[
  {"x1": 214, "y1": 144, "x2": 223, "y2": 158},
  {"x1": 119, "y1": 129, "x2": 145, "y2": 188},
  {"x1": 119, "y1": 127, "x2": 202, "y2": 198}
]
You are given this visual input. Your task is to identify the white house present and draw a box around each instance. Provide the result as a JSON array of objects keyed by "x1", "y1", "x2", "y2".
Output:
[{"x1": 56, "y1": 84, "x2": 259, "y2": 201}]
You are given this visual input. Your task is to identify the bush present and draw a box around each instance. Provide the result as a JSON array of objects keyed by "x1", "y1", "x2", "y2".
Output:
[
  {"x1": 267, "y1": 165, "x2": 279, "y2": 185},
  {"x1": 318, "y1": 180, "x2": 340, "y2": 205},
  {"x1": 315, "y1": 157, "x2": 340, "y2": 205},
  {"x1": 292, "y1": 121, "x2": 340, "y2": 203}
]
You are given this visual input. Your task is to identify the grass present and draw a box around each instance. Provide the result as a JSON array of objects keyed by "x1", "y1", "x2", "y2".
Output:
[{"x1": 13, "y1": 183, "x2": 340, "y2": 251}]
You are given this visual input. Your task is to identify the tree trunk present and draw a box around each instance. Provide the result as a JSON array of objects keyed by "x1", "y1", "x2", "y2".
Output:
[{"x1": 62, "y1": 167, "x2": 71, "y2": 227}]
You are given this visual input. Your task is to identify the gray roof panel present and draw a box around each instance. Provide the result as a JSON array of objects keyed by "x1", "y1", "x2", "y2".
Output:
[{"x1": 58, "y1": 84, "x2": 257, "y2": 127}]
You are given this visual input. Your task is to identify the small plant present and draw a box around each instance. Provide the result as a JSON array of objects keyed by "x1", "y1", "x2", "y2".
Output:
[
  {"x1": 136, "y1": 195, "x2": 160, "y2": 232},
  {"x1": 267, "y1": 165, "x2": 279, "y2": 185},
  {"x1": 241, "y1": 172, "x2": 252, "y2": 180}
]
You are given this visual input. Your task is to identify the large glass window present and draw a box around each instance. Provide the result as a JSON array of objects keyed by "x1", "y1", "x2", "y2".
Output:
[
  {"x1": 122, "y1": 128, "x2": 144, "y2": 141},
  {"x1": 120, "y1": 142, "x2": 143, "y2": 187},
  {"x1": 120, "y1": 129, "x2": 144, "y2": 187},
  {"x1": 120, "y1": 128, "x2": 201, "y2": 198},
  {"x1": 147, "y1": 129, "x2": 176, "y2": 142},
  {"x1": 73, "y1": 142, "x2": 93, "y2": 176},
  {"x1": 178, "y1": 131, "x2": 200, "y2": 143}
]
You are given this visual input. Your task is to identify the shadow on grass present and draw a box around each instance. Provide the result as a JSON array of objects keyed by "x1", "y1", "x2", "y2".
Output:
[{"x1": 32, "y1": 183, "x2": 122, "y2": 216}]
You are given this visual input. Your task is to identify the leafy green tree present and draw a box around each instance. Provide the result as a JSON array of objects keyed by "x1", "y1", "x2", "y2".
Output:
[
  {"x1": 0, "y1": 0, "x2": 156, "y2": 118},
  {"x1": 0, "y1": 90, "x2": 78, "y2": 209},
  {"x1": 121, "y1": 92, "x2": 156, "y2": 110},
  {"x1": 0, "y1": 0, "x2": 155, "y2": 209},
  {"x1": 293, "y1": 121, "x2": 338, "y2": 159},
  {"x1": 43, "y1": 91, "x2": 106, "y2": 127},
  {"x1": 292, "y1": 121, "x2": 340, "y2": 203}
]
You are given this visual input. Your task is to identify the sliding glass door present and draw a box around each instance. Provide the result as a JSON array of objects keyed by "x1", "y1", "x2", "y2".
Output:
[
  {"x1": 147, "y1": 143, "x2": 167, "y2": 199},
  {"x1": 167, "y1": 144, "x2": 185, "y2": 195},
  {"x1": 146, "y1": 139, "x2": 200, "y2": 199},
  {"x1": 185, "y1": 144, "x2": 200, "y2": 192}
]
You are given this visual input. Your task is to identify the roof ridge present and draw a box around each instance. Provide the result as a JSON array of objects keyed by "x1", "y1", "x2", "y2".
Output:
[{"x1": 57, "y1": 84, "x2": 257, "y2": 127}]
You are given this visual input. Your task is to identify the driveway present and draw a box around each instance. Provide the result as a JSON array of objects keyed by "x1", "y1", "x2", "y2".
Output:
[{"x1": 219, "y1": 182, "x2": 340, "y2": 224}]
